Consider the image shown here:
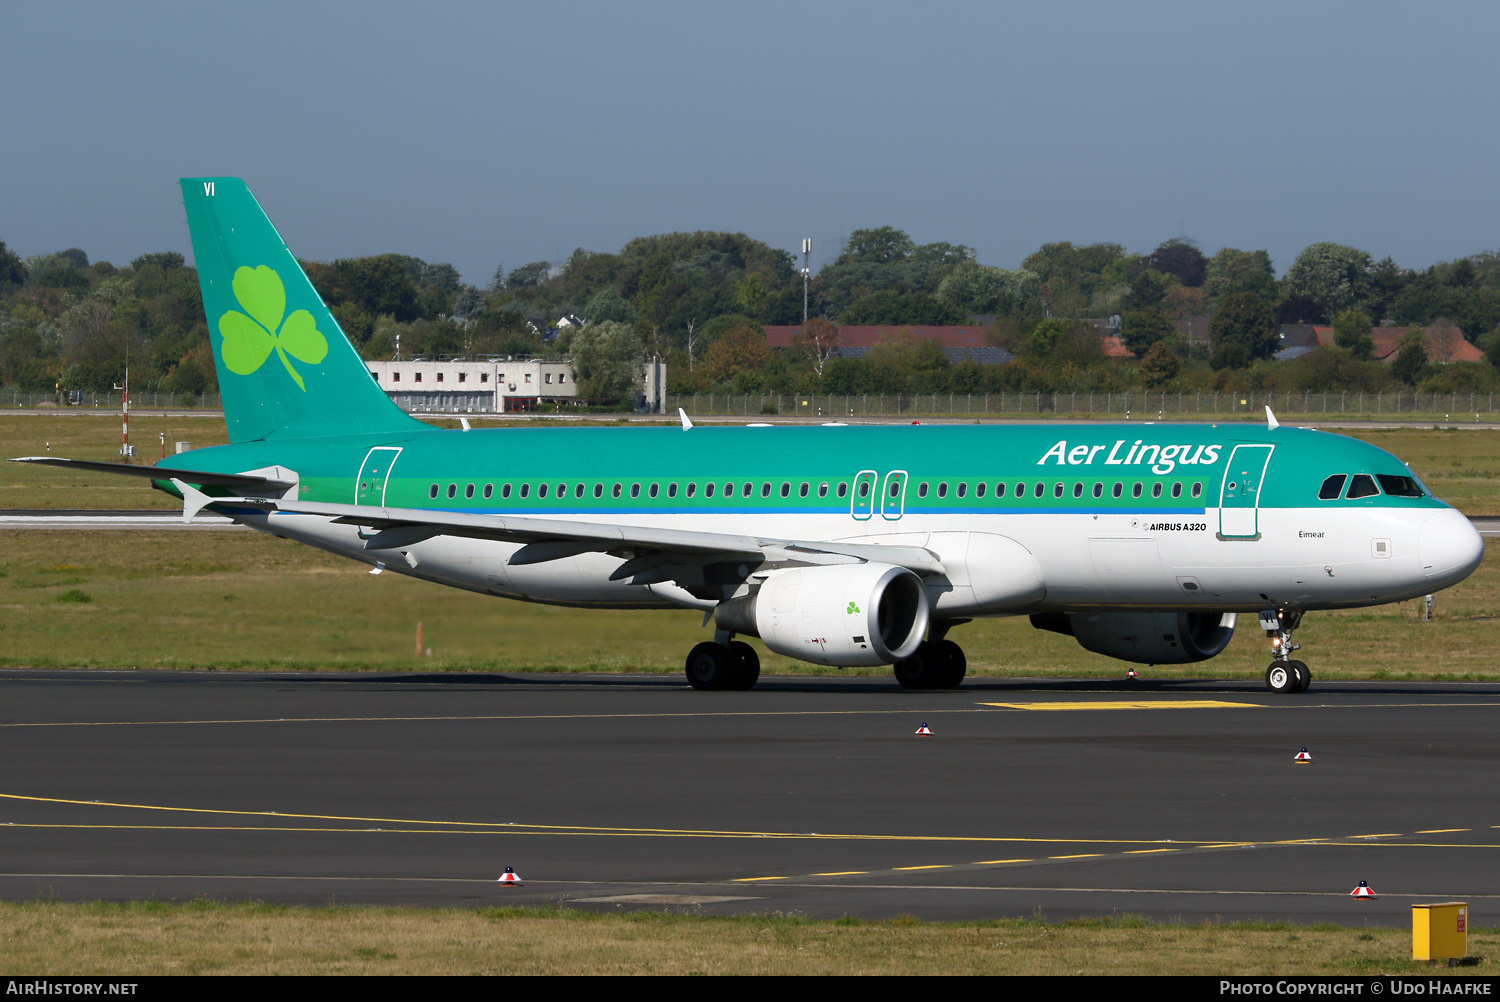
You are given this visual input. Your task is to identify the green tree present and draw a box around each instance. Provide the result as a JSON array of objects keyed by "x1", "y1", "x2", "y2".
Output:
[
  {"x1": 1204, "y1": 248, "x2": 1276, "y2": 302},
  {"x1": 1139, "y1": 340, "x2": 1181, "y2": 388},
  {"x1": 839, "y1": 290, "x2": 966, "y2": 325},
  {"x1": 1392, "y1": 332, "x2": 1427, "y2": 386},
  {"x1": 1331, "y1": 308, "x2": 1375, "y2": 360},
  {"x1": 936, "y1": 261, "x2": 1041, "y2": 315},
  {"x1": 1284, "y1": 243, "x2": 1374, "y2": 316},
  {"x1": 567, "y1": 321, "x2": 645, "y2": 399},
  {"x1": 584, "y1": 286, "x2": 638, "y2": 325},
  {"x1": 1139, "y1": 239, "x2": 1207, "y2": 287},
  {"x1": 1209, "y1": 292, "x2": 1279, "y2": 361},
  {"x1": 0, "y1": 241, "x2": 26, "y2": 290},
  {"x1": 1119, "y1": 309, "x2": 1176, "y2": 356},
  {"x1": 506, "y1": 261, "x2": 552, "y2": 289},
  {"x1": 1122, "y1": 269, "x2": 1173, "y2": 311}
]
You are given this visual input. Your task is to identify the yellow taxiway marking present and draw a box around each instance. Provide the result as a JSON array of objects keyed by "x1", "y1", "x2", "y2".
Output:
[
  {"x1": 979, "y1": 700, "x2": 1256, "y2": 711},
  {"x1": 0, "y1": 793, "x2": 1208, "y2": 846},
  {"x1": 1349, "y1": 833, "x2": 1403, "y2": 839},
  {"x1": 1049, "y1": 854, "x2": 1103, "y2": 859},
  {"x1": 812, "y1": 871, "x2": 869, "y2": 876},
  {"x1": 892, "y1": 865, "x2": 950, "y2": 871},
  {"x1": 973, "y1": 859, "x2": 1031, "y2": 865},
  {"x1": 731, "y1": 876, "x2": 788, "y2": 882},
  {"x1": 1417, "y1": 829, "x2": 1470, "y2": 834},
  {"x1": 1125, "y1": 848, "x2": 1178, "y2": 854}
]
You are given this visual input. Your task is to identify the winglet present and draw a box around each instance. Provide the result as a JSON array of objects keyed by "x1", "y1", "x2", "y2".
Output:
[
  {"x1": 170, "y1": 478, "x2": 217, "y2": 523},
  {"x1": 679, "y1": 408, "x2": 693, "y2": 431},
  {"x1": 1265, "y1": 406, "x2": 1280, "y2": 430}
]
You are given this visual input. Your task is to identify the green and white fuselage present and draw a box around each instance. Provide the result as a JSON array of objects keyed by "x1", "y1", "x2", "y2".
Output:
[{"x1": 18, "y1": 178, "x2": 1482, "y2": 689}]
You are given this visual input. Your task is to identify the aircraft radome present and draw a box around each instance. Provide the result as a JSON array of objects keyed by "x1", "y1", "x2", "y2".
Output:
[{"x1": 15, "y1": 179, "x2": 1485, "y2": 693}]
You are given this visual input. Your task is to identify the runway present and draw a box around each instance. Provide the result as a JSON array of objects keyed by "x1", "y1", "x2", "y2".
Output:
[{"x1": 0, "y1": 670, "x2": 1496, "y2": 924}]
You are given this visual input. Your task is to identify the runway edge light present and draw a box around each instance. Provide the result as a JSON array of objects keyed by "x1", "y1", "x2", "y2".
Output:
[
  {"x1": 915, "y1": 723, "x2": 933, "y2": 736},
  {"x1": 1126, "y1": 669, "x2": 1138, "y2": 681},
  {"x1": 1295, "y1": 747, "x2": 1313, "y2": 763},
  {"x1": 1351, "y1": 881, "x2": 1376, "y2": 899},
  {"x1": 498, "y1": 867, "x2": 523, "y2": 885}
]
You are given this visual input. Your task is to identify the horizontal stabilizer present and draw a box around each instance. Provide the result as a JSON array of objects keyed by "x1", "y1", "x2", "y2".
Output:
[{"x1": 10, "y1": 457, "x2": 296, "y2": 492}]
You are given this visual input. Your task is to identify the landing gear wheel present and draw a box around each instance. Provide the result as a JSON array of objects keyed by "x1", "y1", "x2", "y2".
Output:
[
  {"x1": 894, "y1": 641, "x2": 966, "y2": 690},
  {"x1": 1265, "y1": 660, "x2": 1296, "y2": 694},
  {"x1": 1289, "y1": 660, "x2": 1311, "y2": 693},
  {"x1": 726, "y1": 641, "x2": 760, "y2": 690},
  {"x1": 894, "y1": 643, "x2": 935, "y2": 690},
  {"x1": 932, "y1": 640, "x2": 967, "y2": 689},
  {"x1": 685, "y1": 642, "x2": 734, "y2": 691}
]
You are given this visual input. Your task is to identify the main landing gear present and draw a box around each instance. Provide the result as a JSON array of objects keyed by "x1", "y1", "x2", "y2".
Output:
[
  {"x1": 1263, "y1": 608, "x2": 1311, "y2": 694},
  {"x1": 893, "y1": 621, "x2": 969, "y2": 690},
  {"x1": 684, "y1": 631, "x2": 761, "y2": 691}
]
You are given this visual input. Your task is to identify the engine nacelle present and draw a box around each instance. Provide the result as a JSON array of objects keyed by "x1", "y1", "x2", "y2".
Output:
[
  {"x1": 1031, "y1": 611, "x2": 1237, "y2": 665},
  {"x1": 715, "y1": 563, "x2": 929, "y2": 667}
]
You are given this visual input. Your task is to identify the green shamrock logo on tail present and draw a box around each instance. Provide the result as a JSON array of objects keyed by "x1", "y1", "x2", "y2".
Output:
[{"x1": 218, "y1": 266, "x2": 328, "y2": 391}]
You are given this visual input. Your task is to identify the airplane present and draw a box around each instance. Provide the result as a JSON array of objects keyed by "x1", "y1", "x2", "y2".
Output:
[{"x1": 14, "y1": 178, "x2": 1485, "y2": 694}]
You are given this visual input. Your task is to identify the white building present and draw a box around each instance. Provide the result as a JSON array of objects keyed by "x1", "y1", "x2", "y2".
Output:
[{"x1": 367, "y1": 358, "x2": 665, "y2": 413}]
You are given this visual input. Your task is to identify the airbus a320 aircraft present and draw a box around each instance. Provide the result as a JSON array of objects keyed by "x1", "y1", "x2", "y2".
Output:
[{"x1": 17, "y1": 179, "x2": 1485, "y2": 693}]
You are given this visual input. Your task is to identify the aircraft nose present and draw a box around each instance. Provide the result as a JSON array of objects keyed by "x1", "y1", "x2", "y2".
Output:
[{"x1": 1419, "y1": 509, "x2": 1484, "y2": 587}]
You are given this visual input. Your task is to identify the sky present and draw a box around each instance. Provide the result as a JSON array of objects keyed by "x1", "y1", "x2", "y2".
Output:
[{"x1": 4, "y1": 1, "x2": 1498, "y2": 285}]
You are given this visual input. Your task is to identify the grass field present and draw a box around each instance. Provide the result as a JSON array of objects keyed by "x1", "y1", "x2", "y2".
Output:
[
  {"x1": 0, "y1": 902, "x2": 1489, "y2": 976},
  {"x1": 0, "y1": 415, "x2": 1495, "y2": 678}
]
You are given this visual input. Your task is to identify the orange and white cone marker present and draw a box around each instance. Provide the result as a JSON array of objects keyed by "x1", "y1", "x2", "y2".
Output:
[
  {"x1": 1294, "y1": 747, "x2": 1313, "y2": 764},
  {"x1": 1350, "y1": 880, "x2": 1375, "y2": 900},
  {"x1": 497, "y1": 866, "x2": 522, "y2": 885},
  {"x1": 915, "y1": 723, "x2": 933, "y2": 736}
]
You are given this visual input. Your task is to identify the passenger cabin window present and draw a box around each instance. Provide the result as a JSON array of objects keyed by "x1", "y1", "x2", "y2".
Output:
[
  {"x1": 594, "y1": 483, "x2": 603, "y2": 498},
  {"x1": 705, "y1": 482, "x2": 715, "y2": 498},
  {"x1": 761, "y1": 483, "x2": 771, "y2": 498},
  {"x1": 1377, "y1": 475, "x2": 1423, "y2": 497},
  {"x1": 501, "y1": 484, "x2": 512, "y2": 499},
  {"x1": 956, "y1": 483, "x2": 967, "y2": 498},
  {"x1": 1112, "y1": 483, "x2": 1122, "y2": 498},
  {"x1": 799, "y1": 483, "x2": 809, "y2": 498},
  {"x1": 858, "y1": 482, "x2": 869, "y2": 498},
  {"x1": 743, "y1": 483, "x2": 753, "y2": 497},
  {"x1": 575, "y1": 483, "x2": 585, "y2": 498},
  {"x1": 649, "y1": 484, "x2": 659, "y2": 498},
  {"x1": 1131, "y1": 483, "x2": 1142, "y2": 498},
  {"x1": 1346, "y1": 474, "x2": 1380, "y2": 499},
  {"x1": 668, "y1": 483, "x2": 678, "y2": 498},
  {"x1": 538, "y1": 483, "x2": 548, "y2": 498},
  {"x1": 612, "y1": 483, "x2": 622, "y2": 498},
  {"x1": 818, "y1": 482, "x2": 829, "y2": 498},
  {"x1": 1191, "y1": 482, "x2": 1202, "y2": 498},
  {"x1": 995, "y1": 483, "x2": 1006, "y2": 497},
  {"x1": 1093, "y1": 482, "x2": 1102, "y2": 498},
  {"x1": 1053, "y1": 483, "x2": 1063, "y2": 498},
  {"x1": 976, "y1": 483, "x2": 985, "y2": 498},
  {"x1": 519, "y1": 484, "x2": 529, "y2": 498},
  {"x1": 1072, "y1": 483, "x2": 1083, "y2": 498},
  {"x1": 918, "y1": 483, "x2": 929, "y2": 498},
  {"x1": 1318, "y1": 474, "x2": 1347, "y2": 500},
  {"x1": 937, "y1": 483, "x2": 947, "y2": 498},
  {"x1": 686, "y1": 483, "x2": 696, "y2": 498},
  {"x1": 1152, "y1": 483, "x2": 1162, "y2": 498},
  {"x1": 464, "y1": 484, "x2": 475, "y2": 499},
  {"x1": 631, "y1": 483, "x2": 641, "y2": 498},
  {"x1": 1171, "y1": 482, "x2": 1181, "y2": 498},
  {"x1": 446, "y1": 483, "x2": 456, "y2": 499},
  {"x1": 483, "y1": 484, "x2": 493, "y2": 499},
  {"x1": 780, "y1": 482, "x2": 790, "y2": 498},
  {"x1": 429, "y1": 484, "x2": 439, "y2": 499},
  {"x1": 1033, "y1": 483, "x2": 1044, "y2": 498},
  {"x1": 837, "y1": 482, "x2": 848, "y2": 498}
]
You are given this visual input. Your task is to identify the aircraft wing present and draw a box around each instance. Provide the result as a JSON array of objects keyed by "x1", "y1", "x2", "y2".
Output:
[
  {"x1": 11, "y1": 457, "x2": 296, "y2": 492},
  {"x1": 185, "y1": 489, "x2": 946, "y2": 580}
]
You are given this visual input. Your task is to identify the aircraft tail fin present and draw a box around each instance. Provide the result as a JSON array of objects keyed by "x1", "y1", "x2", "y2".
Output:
[{"x1": 179, "y1": 177, "x2": 426, "y2": 443}]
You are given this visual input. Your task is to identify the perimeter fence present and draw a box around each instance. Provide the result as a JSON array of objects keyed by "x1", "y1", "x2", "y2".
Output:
[
  {"x1": 669, "y1": 390, "x2": 1500, "y2": 421},
  {"x1": 0, "y1": 390, "x2": 222, "y2": 410}
]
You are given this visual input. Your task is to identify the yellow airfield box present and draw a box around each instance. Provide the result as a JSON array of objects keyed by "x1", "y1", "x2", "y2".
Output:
[{"x1": 1412, "y1": 902, "x2": 1468, "y2": 961}]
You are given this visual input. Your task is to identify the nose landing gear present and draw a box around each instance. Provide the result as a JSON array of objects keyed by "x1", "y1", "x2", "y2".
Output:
[{"x1": 1263, "y1": 609, "x2": 1311, "y2": 694}]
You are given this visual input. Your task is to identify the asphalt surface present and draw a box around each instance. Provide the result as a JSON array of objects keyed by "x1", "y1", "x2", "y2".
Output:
[{"x1": 0, "y1": 669, "x2": 1496, "y2": 924}]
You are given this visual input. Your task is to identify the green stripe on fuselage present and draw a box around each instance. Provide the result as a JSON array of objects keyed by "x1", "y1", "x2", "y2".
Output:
[{"x1": 152, "y1": 423, "x2": 1450, "y2": 516}]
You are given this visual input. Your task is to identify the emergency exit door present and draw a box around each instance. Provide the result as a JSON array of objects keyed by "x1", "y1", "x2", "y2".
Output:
[{"x1": 1218, "y1": 444, "x2": 1273, "y2": 539}]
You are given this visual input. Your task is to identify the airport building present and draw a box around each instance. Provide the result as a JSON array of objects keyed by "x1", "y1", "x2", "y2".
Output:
[{"x1": 367, "y1": 358, "x2": 666, "y2": 413}]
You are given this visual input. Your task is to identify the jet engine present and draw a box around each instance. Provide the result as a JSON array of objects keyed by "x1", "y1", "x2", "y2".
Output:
[
  {"x1": 714, "y1": 563, "x2": 929, "y2": 667},
  {"x1": 1030, "y1": 611, "x2": 1237, "y2": 665}
]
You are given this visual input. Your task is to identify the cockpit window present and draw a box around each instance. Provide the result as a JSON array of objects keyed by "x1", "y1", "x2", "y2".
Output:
[
  {"x1": 1346, "y1": 474, "x2": 1380, "y2": 499},
  {"x1": 1318, "y1": 474, "x2": 1347, "y2": 500},
  {"x1": 1376, "y1": 474, "x2": 1423, "y2": 498}
]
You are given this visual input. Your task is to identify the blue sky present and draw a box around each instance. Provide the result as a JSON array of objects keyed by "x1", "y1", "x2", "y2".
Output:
[{"x1": 4, "y1": 1, "x2": 1497, "y2": 284}]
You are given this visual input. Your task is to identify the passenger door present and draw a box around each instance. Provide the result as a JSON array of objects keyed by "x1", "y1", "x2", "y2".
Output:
[
  {"x1": 1218, "y1": 444, "x2": 1273, "y2": 539},
  {"x1": 356, "y1": 446, "x2": 402, "y2": 507}
]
